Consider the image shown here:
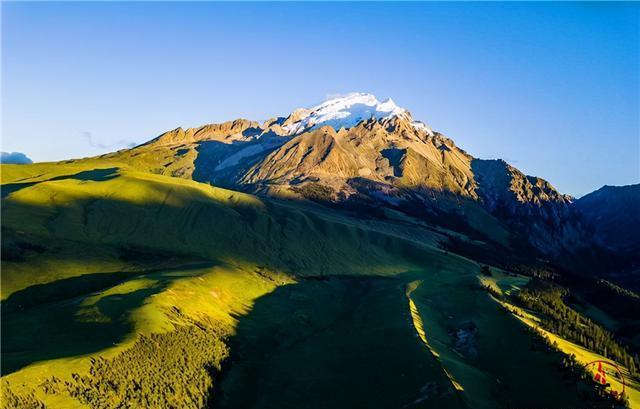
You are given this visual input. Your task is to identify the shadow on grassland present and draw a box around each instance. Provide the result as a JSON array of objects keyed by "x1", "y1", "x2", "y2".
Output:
[
  {"x1": 1, "y1": 262, "x2": 215, "y2": 375},
  {"x1": 212, "y1": 275, "x2": 465, "y2": 409}
]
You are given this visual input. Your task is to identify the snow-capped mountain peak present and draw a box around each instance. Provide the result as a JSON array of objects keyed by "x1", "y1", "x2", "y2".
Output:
[{"x1": 282, "y1": 93, "x2": 433, "y2": 135}]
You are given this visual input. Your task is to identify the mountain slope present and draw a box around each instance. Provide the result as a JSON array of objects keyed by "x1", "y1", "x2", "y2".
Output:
[
  {"x1": 1, "y1": 162, "x2": 614, "y2": 409},
  {"x1": 574, "y1": 184, "x2": 640, "y2": 254},
  {"x1": 87, "y1": 93, "x2": 590, "y2": 262},
  {"x1": 471, "y1": 159, "x2": 586, "y2": 255}
]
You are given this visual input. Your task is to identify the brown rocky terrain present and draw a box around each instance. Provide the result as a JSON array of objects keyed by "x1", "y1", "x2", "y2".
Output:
[{"x1": 91, "y1": 94, "x2": 601, "y2": 261}]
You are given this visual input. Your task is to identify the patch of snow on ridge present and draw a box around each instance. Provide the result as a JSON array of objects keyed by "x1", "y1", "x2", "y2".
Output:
[
  {"x1": 282, "y1": 93, "x2": 433, "y2": 135},
  {"x1": 215, "y1": 137, "x2": 286, "y2": 171},
  {"x1": 412, "y1": 121, "x2": 434, "y2": 135}
]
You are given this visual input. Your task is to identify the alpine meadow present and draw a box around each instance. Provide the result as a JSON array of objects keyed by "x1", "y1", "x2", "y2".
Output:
[{"x1": 1, "y1": 2, "x2": 639, "y2": 409}]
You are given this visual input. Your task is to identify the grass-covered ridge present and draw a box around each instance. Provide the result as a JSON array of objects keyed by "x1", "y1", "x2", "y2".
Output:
[
  {"x1": 0, "y1": 162, "x2": 630, "y2": 408},
  {"x1": 2, "y1": 165, "x2": 436, "y2": 295},
  {"x1": 1, "y1": 162, "x2": 453, "y2": 407}
]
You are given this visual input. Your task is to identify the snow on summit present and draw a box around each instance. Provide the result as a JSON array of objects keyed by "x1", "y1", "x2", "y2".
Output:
[{"x1": 283, "y1": 93, "x2": 433, "y2": 135}]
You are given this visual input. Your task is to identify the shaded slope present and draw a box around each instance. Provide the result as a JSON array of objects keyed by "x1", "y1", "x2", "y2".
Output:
[
  {"x1": 574, "y1": 184, "x2": 640, "y2": 254},
  {"x1": 216, "y1": 272, "x2": 596, "y2": 409},
  {"x1": 471, "y1": 159, "x2": 589, "y2": 256},
  {"x1": 215, "y1": 277, "x2": 466, "y2": 409},
  {"x1": 0, "y1": 163, "x2": 612, "y2": 409}
]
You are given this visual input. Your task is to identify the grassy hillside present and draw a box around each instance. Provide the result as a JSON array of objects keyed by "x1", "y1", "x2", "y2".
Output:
[
  {"x1": 483, "y1": 271, "x2": 640, "y2": 408},
  {"x1": 0, "y1": 162, "x2": 625, "y2": 408},
  {"x1": 2, "y1": 165, "x2": 432, "y2": 292}
]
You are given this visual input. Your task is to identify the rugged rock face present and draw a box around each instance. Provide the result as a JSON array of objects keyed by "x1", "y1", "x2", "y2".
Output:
[
  {"x1": 147, "y1": 119, "x2": 262, "y2": 146},
  {"x1": 471, "y1": 159, "x2": 588, "y2": 255},
  {"x1": 242, "y1": 117, "x2": 476, "y2": 200},
  {"x1": 96, "y1": 93, "x2": 597, "y2": 258}
]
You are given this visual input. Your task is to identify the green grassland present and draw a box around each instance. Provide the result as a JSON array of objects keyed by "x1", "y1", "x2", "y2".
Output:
[
  {"x1": 409, "y1": 270, "x2": 594, "y2": 409},
  {"x1": 487, "y1": 272, "x2": 640, "y2": 408},
  {"x1": 0, "y1": 162, "x2": 626, "y2": 408}
]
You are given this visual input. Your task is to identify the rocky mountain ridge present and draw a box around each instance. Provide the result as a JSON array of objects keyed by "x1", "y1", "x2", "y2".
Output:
[{"x1": 98, "y1": 93, "x2": 596, "y2": 259}]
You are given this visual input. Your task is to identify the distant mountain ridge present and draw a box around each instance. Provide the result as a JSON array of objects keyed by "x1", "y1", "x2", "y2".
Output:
[
  {"x1": 95, "y1": 93, "x2": 601, "y2": 260},
  {"x1": 575, "y1": 184, "x2": 640, "y2": 255}
]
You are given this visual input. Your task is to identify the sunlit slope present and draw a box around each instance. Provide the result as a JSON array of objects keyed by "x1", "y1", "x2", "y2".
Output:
[
  {"x1": 2, "y1": 164, "x2": 443, "y2": 299},
  {"x1": 2, "y1": 263, "x2": 289, "y2": 408},
  {"x1": 1, "y1": 163, "x2": 454, "y2": 407},
  {"x1": 0, "y1": 163, "x2": 602, "y2": 408}
]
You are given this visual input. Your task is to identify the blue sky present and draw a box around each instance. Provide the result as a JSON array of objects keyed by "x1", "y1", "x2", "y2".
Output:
[{"x1": 2, "y1": 2, "x2": 638, "y2": 196}]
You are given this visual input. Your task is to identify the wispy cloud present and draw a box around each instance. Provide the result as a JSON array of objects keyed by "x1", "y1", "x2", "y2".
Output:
[{"x1": 82, "y1": 131, "x2": 137, "y2": 150}]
